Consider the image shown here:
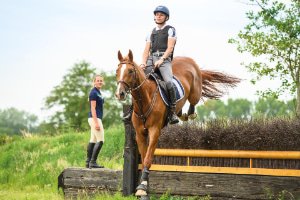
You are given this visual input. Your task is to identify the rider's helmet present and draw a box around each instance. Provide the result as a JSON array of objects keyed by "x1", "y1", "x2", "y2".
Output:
[{"x1": 153, "y1": 5, "x2": 170, "y2": 18}]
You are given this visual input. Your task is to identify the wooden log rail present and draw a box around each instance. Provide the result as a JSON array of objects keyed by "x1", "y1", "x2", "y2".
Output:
[{"x1": 147, "y1": 149, "x2": 300, "y2": 177}]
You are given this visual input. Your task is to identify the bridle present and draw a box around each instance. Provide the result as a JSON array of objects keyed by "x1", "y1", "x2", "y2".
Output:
[
  {"x1": 117, "y1": 61, "x2": 149, "y2": 93},
  {"x1": 117, "y1": 61, "x2": 158, "y2": 132}
]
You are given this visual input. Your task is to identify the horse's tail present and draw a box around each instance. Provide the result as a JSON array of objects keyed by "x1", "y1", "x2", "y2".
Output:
[{"x1": 201, "y1": 70, "x2": 241, "y2": 99}]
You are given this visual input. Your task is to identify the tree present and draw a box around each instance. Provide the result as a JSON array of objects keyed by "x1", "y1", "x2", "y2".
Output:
[
  {"x1": 227, "y1": 98, "x2": 252, "y2": 118},
  {"x1": 44, "y1": 61, "x2": 122, "y2": 131},
  {"x1": 229, "y1": 0, "x2": 300, "y2": 116},
  {"x1": 254, "y1": 97, "x2": 296, "y2": 117},
  {"x1": 196, "y1": 97, "x2": 296, "y2": 120},
  {"x1": 101, "y1": 72, "x2": 123, "y2": 128},
  {"x1": 197, "y1": 100, "x2": 225, "y2": 120},
  {"x1": 196, "y1": 98, "x2": 252, "y2": 120},
  {"x1": 0, "y1": 107, "x2": 38, "y2": 135}
]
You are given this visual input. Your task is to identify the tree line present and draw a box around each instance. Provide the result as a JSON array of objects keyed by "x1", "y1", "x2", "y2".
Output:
[{"x1": 196, "y1": 98, "x2": 295, "y2": 121}]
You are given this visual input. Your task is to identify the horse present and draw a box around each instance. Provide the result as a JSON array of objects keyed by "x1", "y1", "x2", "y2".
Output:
[{"x1": 115, "y1": 50, "x2": 240, "y2": 199}]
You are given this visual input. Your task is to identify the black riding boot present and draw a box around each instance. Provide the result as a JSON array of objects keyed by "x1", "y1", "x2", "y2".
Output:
[
  {"x1": 123, "y1": 104, "x2": 133, "y2": 122},
  {"x1": 89, "y1": 141, "x2": 104, "y2": 168},
  {"x1": 85, "y1": 142, "x2": 95, "y2": 168},
  {"x1": 167, "y1": 83, "x2": 179, "y2": 124}
]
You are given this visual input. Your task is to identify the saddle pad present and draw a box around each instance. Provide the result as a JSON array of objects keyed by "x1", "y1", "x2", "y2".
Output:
[{"x1": 151, "y1": 74, "x2": 185, "y2": 107}]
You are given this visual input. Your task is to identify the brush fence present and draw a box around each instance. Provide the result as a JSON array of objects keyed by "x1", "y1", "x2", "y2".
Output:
[{"x1": 121, "y1": 116, "x2": 300, "y2": 199}]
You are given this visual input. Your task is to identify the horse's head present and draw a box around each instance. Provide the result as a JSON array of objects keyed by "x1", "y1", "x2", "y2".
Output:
[{"x1": 115, "y1": 50, "x2": 137, "y2": 101}]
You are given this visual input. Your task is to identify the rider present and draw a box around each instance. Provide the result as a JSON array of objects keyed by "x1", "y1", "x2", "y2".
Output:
[{"x1": 123, "y1": 5, "x2": 179, "y2": 124}]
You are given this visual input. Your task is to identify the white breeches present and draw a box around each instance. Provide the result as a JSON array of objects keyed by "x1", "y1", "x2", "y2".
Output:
[{"x1": 88, "y1": 118, "x2": 104, "y2": 143}]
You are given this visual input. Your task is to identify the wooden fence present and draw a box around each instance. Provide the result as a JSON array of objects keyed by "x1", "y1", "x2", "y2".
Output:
[{"x1": 150, "y1": 149, "x2": 300, "y2": 177}]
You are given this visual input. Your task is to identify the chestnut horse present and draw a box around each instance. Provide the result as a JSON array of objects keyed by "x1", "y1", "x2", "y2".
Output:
[{"x1": 115, "y1": 50, "x2": 240, "y2": 198}]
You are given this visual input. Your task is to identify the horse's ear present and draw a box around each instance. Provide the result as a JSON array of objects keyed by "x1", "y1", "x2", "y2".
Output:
[
  {"x1": 128, "y1": 49, "x2": 133, "y2": 62},
  {"x1": 118, "y1": 50, "x2": 123, "y2": 62}
]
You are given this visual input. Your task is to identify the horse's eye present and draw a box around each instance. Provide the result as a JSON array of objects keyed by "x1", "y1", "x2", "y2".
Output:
[{"x1": 128, "y1": 69, "x2": 134, "y2": 74}]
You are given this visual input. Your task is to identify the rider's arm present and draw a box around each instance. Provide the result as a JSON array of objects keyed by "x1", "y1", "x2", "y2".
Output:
[
  {"x1": 141, "y1": 41, "x2": 151, "y2": 69},
  {"x1": 162, "y1": 37, "x2": 176, "y2": 60}
]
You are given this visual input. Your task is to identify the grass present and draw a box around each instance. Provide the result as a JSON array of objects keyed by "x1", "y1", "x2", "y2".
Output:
[{"x1": 0, "y1": 124, "x2": 125, "y2": 199}]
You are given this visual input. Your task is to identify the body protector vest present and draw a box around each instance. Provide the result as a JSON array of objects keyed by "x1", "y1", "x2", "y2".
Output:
[{"x1": 151, "y1": 25, "x2": 175, "y2": 59}]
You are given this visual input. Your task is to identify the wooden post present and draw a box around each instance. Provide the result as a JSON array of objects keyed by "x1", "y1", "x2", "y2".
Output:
[{"x1": 122, "y1": 105, "x2": 139, "y2": 196}]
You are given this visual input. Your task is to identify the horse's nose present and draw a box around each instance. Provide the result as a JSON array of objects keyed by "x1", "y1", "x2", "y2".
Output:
[
  {"x1": 115, "y1": 90, "x2": 126, "y2": 100},
  {"x1": 120, "y1": 91, "x2": 126, "y2": 99}
]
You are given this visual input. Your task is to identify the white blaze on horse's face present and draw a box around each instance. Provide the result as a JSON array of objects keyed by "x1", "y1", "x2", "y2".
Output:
[{"x1": 115, "y1": 63, "x2": 127, "y2": 101}]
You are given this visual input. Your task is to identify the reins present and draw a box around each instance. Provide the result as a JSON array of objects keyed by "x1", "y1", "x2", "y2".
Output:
[{"x1": 117, "y1": 61, "x2": 158, "y2": 132}]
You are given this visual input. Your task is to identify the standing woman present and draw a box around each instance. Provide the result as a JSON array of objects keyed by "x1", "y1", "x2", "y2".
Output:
[{"x1": 86, "y1": 75, "x2": 105, "y2": 168}]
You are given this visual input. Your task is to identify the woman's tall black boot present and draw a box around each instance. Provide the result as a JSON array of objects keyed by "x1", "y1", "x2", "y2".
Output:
[
  {"x1": 89, "y1": 141, "x2": 104, "y2": 168},
  {"x1": 167, "y1": 82, "x2": 179, "y2": 124},
  {"x1": 85, "y1": 142, "x2": 95, "y2": 168}
]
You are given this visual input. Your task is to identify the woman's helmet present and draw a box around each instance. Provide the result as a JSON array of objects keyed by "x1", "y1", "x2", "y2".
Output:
[{"x1": 153, "y1": 5, "x2": 170, "y2": 18}]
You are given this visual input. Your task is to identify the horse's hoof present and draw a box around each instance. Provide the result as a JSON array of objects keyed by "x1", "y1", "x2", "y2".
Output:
[
  {"x1": 135, "y1": 189, "x2": 147, "y2": 196},
  {"x1": 188, "y1": 113, "x2": 197, "y2": 120},
  {"x1": 179, "y1": 113, "x2": 188, "y2": 121}
]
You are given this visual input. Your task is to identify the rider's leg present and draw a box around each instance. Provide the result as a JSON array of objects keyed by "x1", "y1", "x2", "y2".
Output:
[
  {"x1": 159, "y1": 59, "x2": 179, "y2": 124},
  {"x1": 166, "y1": 81, "x2": 179, "y2": 124}
]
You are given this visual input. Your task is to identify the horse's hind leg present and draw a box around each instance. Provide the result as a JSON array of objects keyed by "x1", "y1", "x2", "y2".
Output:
[
  {"x1": 179, "y1": 104, "x2": 197, "y2": 121},
  {"x1": 187, "y1": 104, "x2": 197, "y2": 120},
  {"x1": 177, "y1": 109, "x2": 188, "y2": 121}
]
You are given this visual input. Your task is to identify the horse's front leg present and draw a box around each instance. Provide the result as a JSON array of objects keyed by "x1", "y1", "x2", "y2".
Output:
[
  {"x1": 136, "y1": 127, "x2": 160, "y2": 198},
  {"x1": 135, "y1": 129, "x2": 147, "y2": 169}
]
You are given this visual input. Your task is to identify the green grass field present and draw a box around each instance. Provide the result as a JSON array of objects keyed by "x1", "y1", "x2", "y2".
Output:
[
  {"x1": 0, "y1": 125, "x2": 126, "y2": 200},
  {"x1": 0, "y1": 125, "x2": 212, "y2": 200}
]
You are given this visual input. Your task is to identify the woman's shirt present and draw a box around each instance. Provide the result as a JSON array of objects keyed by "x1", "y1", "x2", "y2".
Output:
[{"x1": 88, "y1": 87, "x2": 104, "y2": 119}]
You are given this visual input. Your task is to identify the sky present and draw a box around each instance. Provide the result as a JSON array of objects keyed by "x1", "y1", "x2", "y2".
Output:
[{"x1": 0, "y1": 0, "x2": 286, "y2": 121}]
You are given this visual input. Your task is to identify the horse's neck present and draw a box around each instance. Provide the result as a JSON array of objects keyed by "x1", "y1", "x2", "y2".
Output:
[{"x1": 131, "y1": 73, "x2": 155, "y2": 105}]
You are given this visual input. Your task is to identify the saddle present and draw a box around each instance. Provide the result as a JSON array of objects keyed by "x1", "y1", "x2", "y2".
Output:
[{"x1": 149, "y1": 71, "x2": 184, "y2": 107}]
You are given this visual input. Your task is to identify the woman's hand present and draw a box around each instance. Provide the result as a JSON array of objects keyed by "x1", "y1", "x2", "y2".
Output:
[{"x1": 95, "y1": 123, "x2": 100, "y2": 131}]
